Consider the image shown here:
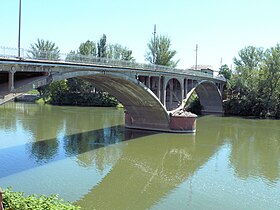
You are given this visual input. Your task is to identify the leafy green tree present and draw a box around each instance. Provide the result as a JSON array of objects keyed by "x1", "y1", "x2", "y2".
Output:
[
  {"x1": 65, "y1": 50, "x2": 78, "y2": 62},
  {"x1": 79, "y1": 40, "x2": 96, "y2": 56},
  {"x1": 219, "y1": 64, "x2": 232, "y2": 80},
  {"x1": 29, "y1": 38, "x2": 60, "y2": 60},
  {"x1": 107, "y1": 43, "x2": 134, "y2": 61},
  {"x1": 231, "y1": 46, "x2": 264, "y2": 96},
  {"x1": 225, "y1": 46, "x2": 264, "y2": 116},
  {"x1": 225, "y1": 44, "x2": 280, "y2": 118},
  {"x1": 38, "y1": 80, "x2": 68, "y2": 103},
  {"x1": 122, "y1": 49, "x2": 134, "y2": 61},
  {"x1": 261, "y1": 44, "x2": 280, "y2": 115},
  {"x1": 28, "y1": 39, "x2": 64, "y2": 101},
  {"x1": 97, "y1": 34, "x2": 107, "y2": 58},
  {"x1": 145, "y1": 35, "x2": 179, "y2": 67}
]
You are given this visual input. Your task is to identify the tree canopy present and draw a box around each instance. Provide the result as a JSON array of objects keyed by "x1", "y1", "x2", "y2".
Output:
[
  {"x1": 97, "y1": 34, "x2": 107, "y2": 58},
  {"x1": 29, "y1": 39, "x2": 60, "y2": 60},
  {"x1": 107, "y1": 43, "x2": 134, "y2": 61},
  {"x1": 219, "y1": 64, "x2": 232, "y2": 80},
  {"x1": 79, "y1": 40, "x2": 96, "y2": 56},
  {"x1": 145, "y1": 35, "x2": 179, "y2": 67},
  {"x1": 225, "y1": 44, "x2": 280, "y2": 118}
]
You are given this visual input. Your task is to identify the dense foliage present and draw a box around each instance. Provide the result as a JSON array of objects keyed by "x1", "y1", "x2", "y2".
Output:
[
  {"x1": 38, "y1": 78, "x2": 118, "y2": 106},
  {"x1": 2, "y1": 187, "x2": 81, "y2": 210},
  {"x1": 224, "y1": 44, "x2": 280, "y2": 118}
]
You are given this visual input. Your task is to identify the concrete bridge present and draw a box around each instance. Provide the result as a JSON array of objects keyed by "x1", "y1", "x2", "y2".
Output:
[{"x1": 0, "y1": 49, "x2": 226, "y2": 132}]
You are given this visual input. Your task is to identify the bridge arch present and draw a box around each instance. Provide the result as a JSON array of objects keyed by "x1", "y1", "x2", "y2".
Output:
[
  {"x1": 56, "y1": 72, "x2": 171, "y2": 131},
  {"x1": 165, "y1": 78, "x2": 183, "y2": 111},
  {"x1": 176, "y1": 80, "x2": 223, "y2": 114}
]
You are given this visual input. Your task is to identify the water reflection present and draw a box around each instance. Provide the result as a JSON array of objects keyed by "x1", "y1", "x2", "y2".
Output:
[
  {"x1": 1, "y1": 104, "x2": 280, "y2": 209},
  {"x1": 226, "y1": 118, "x2": 280, "y2": 183},
  {"x1": 27, "y1": 139, "x2": 59, "y2": 164},
  {"x1": 0, "y1": 125, "x2": 157, "y2": 178},
  {"x1": 196, "y1": 116, "x2": 280, "y2": 184},
  {"x1": 76, "y1": 123, "x2": 224, "y2": 209}
]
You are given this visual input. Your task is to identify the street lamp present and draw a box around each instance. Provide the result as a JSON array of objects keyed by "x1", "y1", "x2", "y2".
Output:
[
  {"x1": 152, "y1": 24, "x2": 156, "y2": 64},
  {"x1": 18, "y1": 0, "x2": 22, "y2": 58}
]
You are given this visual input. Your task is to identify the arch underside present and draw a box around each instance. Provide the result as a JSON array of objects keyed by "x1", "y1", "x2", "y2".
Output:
[
  {"x1": 79, "y1": 73, "x2": 170, "y2": 130},
  {"x1": 195, "y1": 82, "x2": 223, "y2": 113},
  {"x1": 174, "y1": 80, "x2": 223, "y2": 114}
]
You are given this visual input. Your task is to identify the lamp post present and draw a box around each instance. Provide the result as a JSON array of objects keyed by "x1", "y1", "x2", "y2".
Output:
[
  {"x1": 18, "y1": 0, "x2": 22, "y2": 58},
  {"x1": 195, "y1": 44, "x2": 198, "y2": 70},
  {"x1": 153, "y1": 24, "x2": 156, "y2": 64}
]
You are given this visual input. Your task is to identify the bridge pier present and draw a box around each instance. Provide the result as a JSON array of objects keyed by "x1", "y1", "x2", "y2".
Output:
[
  {"x1": 8, "y1": 71, "x2": 15, "y2": 91},
  {"x1": 125, "y1": 112, "x2": 196, "y2": 133}
]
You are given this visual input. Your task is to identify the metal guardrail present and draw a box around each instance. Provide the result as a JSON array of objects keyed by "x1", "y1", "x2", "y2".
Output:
[{"x1": 0, "y1": 46, "x2": 226, "y2": 82}]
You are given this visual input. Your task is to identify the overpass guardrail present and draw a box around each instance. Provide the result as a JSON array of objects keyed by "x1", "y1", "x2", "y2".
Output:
[{"x1": 0, "y1": 46, "x2": 226, "y2": 82}]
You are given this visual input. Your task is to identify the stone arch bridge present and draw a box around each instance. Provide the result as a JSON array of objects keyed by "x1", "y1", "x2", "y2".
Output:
[{"x1": 0, "y1": 56, "x2": 226, "y2": 132}]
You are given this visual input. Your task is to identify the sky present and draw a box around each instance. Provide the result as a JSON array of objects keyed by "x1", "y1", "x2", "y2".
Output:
[{"x1": 1, "y1": 0, "x2": 280, "y2": 69}]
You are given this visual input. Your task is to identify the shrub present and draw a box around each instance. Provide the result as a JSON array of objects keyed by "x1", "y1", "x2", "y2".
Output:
[{"x1": 2, "y1": 187, "x2": 81, "y2": 210}]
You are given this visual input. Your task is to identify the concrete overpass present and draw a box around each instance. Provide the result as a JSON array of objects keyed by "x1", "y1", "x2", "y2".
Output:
[{"x1": 0, "y1": 49, "x2": 226, "y2": 132}]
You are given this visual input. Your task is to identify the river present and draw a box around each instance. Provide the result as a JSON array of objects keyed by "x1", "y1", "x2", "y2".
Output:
[{"x1": 0, "y1": 102, "x2": 280, "y2": 209}]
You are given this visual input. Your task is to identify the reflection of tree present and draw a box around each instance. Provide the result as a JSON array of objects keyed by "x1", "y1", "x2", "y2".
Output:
[
  {"x1": 20, "y1": 104, "x2": 64, "y2": 141},
  {"x1": 0, "y1": 103, "x2": 18, "y2": 131},
  {"x1": 19, "y1": 104, "x2": 65, "y2": 163},
  {"x1": 0, "y1": 103, "x2": 64, "y2": 164},
  {"x1": 27, "y1": 139, "x2": 59, "y2": 164},
  {"x1": 228, "y1": 119, "x2": 280, "y2": 183},
  {"x1": 63, "y1": 126, "x2": 125, "y2": 173}
]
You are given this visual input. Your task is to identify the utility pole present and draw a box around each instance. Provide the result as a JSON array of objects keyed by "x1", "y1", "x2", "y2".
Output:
[
  {"x1": 195, "y1": 44, "x2": 198, "y2": 70},
  {"x1": 18, "y1": 0, "x2": 22, "y2": 58},
  {"x1": 153, "y1": 24, "x2": 156, "y2": 63}
]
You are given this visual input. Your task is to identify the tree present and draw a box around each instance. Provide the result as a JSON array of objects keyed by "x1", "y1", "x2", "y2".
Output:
[
  {"x1": 38, "y1": 79, "x2": 68, "y2": 103},
  {"x1": 261, "y1": 44, "x2": 280, "y2": 115},
  {"x1": 97, "y1": 34, "x2": 107, "y2": 58},
  {"x1": 78, "y1": 40, "x2": 96, "y2": 56},
  {"x1": 29, "y1": 39, "x2": 60, "y2": 60},
  {"x1": 107, "y1": 43, "x2": 134, "y2": 61},
  {"x1": 145, "y1": 35, "x2": 179, "y2": 67},
  {"x1": 225, "y1": 44, "x2": 280, "y2": 118},
  {"x1": 232, "y1": 46, "x2": 264, "y2": 96},
  {"x1": 219, "y1": 64, "x2": 232, "y2": 80},
  {"x1": 29, "y1": 39, "x2": 63, "y2": 101},
  {"x1": 65, "y1": 50, "x2": 78, "y2": 62}
]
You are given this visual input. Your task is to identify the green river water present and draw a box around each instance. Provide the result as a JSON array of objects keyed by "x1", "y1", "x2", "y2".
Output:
[{"x1": 0, "y1": 102, "x2": 280, "y2": 209}]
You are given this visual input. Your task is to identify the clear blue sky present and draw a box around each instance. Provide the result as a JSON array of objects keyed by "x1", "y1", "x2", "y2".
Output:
[{"x1": 1, "y1": 0, "x2": 280, "y2": 69}]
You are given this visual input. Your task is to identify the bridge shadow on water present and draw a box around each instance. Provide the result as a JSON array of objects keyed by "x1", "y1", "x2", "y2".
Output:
[{"x1": 0, "y1": 125, "x2": 158, "y2": 178}]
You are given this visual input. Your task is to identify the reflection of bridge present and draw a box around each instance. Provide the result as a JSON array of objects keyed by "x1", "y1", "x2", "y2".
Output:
[
  {"x1": 0, "y1": 48, "x2": 226, "y2": 132},
  {"x1": 76, "y1": 122, "x2": 225, "y2": 209}
]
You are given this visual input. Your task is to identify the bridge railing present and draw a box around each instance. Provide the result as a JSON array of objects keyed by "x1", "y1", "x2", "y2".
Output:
[{"x1": 0, "y1": 46, "x2": 226, "y2": 82}]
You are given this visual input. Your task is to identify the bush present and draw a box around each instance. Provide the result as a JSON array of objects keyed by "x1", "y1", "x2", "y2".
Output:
[{"x1": 2, "y1": 187, "x2": 81, "y2": 210}]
